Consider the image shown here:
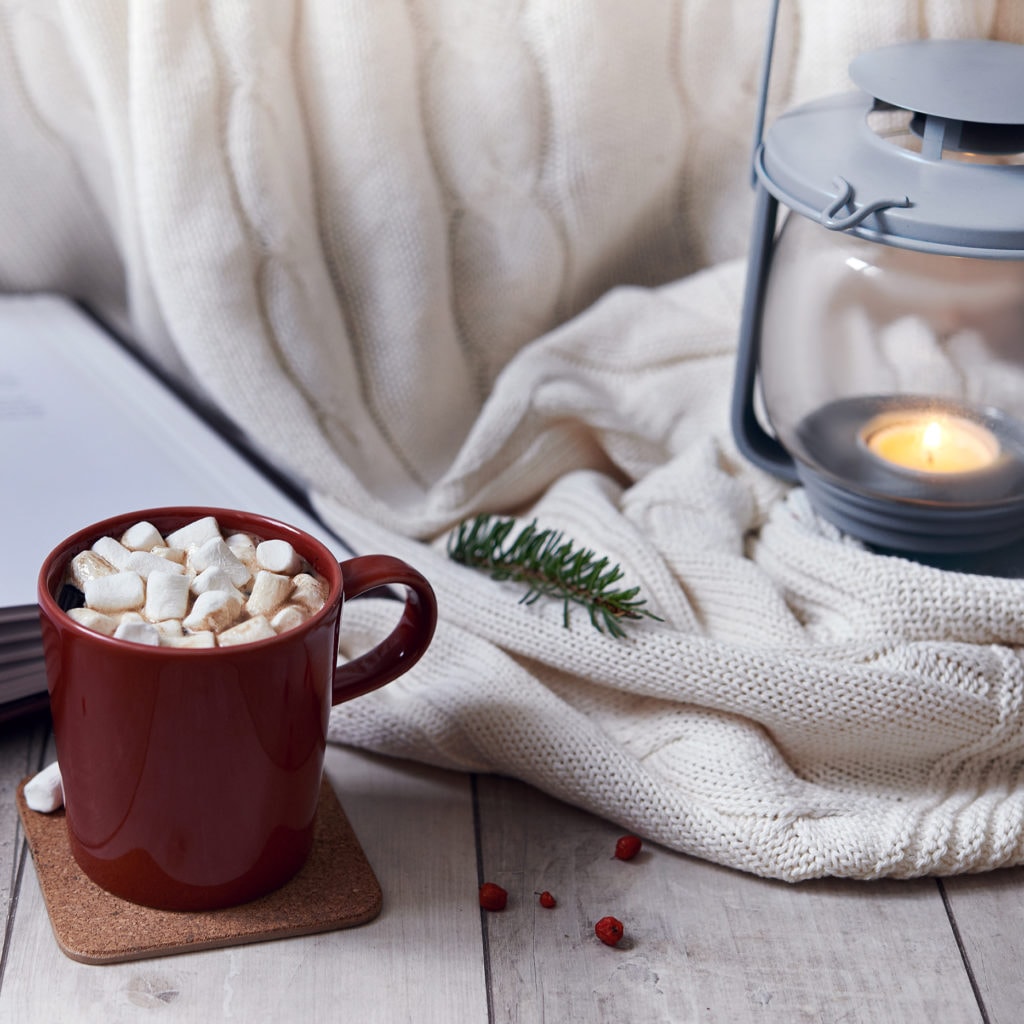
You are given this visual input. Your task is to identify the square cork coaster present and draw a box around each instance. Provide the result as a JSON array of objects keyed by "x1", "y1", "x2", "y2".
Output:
[{"x1": 16, "y1": 777, "x2": 382, "y2": 965}]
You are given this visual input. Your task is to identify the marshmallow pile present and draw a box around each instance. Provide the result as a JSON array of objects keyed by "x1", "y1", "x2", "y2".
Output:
[{"x1": 63, "y1": 516, "x2": 329, "y2": 647}]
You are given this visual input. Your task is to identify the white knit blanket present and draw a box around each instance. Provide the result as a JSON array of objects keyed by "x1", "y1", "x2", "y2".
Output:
[{"x1": 4, "y1": 0, "x2": 1024, "y2": 880}]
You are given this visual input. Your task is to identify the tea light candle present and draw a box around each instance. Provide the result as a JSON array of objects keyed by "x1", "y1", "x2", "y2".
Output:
[
  {"x1": 862, "y1": 411, "x2": 1000, "y2": 474},
  {"x1": 791, "y1": 394, "x2": 1024, "y2": 551}
]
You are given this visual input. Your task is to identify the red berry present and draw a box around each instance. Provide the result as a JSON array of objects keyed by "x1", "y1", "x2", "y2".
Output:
[
  {"x1": 614, "y1": 834, "x2": 642, "y2": 861},
  {"x1": 479, "y1": 882, "x2": 508, "y2": 911},
  {"x1": 594, "y1": 915, "x2": 625, "y2": 947},
  {"x1": 538, "y1": 890, "x2": 556, "y2": 909}
]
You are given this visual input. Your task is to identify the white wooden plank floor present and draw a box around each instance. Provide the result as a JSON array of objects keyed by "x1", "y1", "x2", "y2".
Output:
[{"x1": 0, "y1": 714, "x2": 1019, "y2": 1024}]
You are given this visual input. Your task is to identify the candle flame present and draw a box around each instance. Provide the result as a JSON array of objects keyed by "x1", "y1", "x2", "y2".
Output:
[{"x1": 922, "y1": 420, "x2": 943, "y2": 457}]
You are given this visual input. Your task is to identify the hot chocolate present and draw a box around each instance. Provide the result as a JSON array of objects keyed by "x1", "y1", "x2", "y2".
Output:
[{"x1": 63, "y1": 514, "x2": 328, "y2": 647}]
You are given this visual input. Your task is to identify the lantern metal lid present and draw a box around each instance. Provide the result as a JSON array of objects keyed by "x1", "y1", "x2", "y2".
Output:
[
  {"x1": 757, "y1": 40, "x2": 1024, "y2": 258},
  {"x1": 851, "y1": 39, "x2": 1024, "y2": 128},
  {"x1": 732, "y1": 5, "x2": 1024, "y2": 554}
]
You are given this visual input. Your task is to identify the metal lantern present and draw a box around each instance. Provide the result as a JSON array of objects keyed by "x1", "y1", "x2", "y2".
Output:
[{"x1": 732, "y1": 5, "x2": 1024, "y2": 553}]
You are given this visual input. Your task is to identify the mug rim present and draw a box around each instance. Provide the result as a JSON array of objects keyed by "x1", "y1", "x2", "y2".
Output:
[{"x1": 37, "y1": 505, "x2": 343, "y2": 657}]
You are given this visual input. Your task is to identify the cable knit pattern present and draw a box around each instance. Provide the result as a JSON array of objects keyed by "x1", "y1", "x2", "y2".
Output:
[{"x1": 2, "y1": 0, "x2": 1024, "y2": 879}]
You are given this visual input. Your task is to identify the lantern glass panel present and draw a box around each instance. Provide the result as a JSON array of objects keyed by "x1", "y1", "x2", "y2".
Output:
[{"x1": 758, "y1": 211, "x2": 1024, "y2": 500}]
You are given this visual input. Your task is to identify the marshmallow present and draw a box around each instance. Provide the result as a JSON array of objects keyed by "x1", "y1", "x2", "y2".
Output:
[
  {"x1": 165, "y1": 515, "x2": 222, "y2": 551},
  {"x1": 125, "y1": 549, "x2": 186, "y2": 580},
  {"x1": 256, "y1": 538, "x2": 303, "y2": 576},
  {"x1": 114, "y1": 618, "x2": 161, "y2": 645},
  {"x1": 120, "y1": 521, "x2": 165, "y2": 552},
  {"x1": 91, "y1": 535, "x2": 132, "y2": 570},
  {"x1": 24, "y1": 761, "x2": 64, "y2": 813},
  {"x1": 270, "y1": 605, "x2": 308, "y2": 634},
  {"x1": 152, "y1": 545, "x2": 187, "y2": 565},
  {"x1": 225, "y1": 532, "x2": 258, "y2": 572},
  {"x1": 144, "y1": 571, "x2": 191, "y2": 621},
  {"x1": 183, "y1": 589, "x2": 244, "y2": 633},
  {"x1": 189, "y1": 537, "x2": 251, "y2": 588},
  {"x1": 164, "y1": 630, "x2": 216, "y2": 648},
  {"x1": 155, "y1": 619, "x2": 184, "y2": 639},
  {"x1": 84, "y1": 571, "x2": 145, "y2": 614},
  {"x1": 67, "y1": 606, "x2": 120, "y2": 636},
  {"x1": 68, "y1": 550, "x2": 117, "y2": 589},
  {"x1": 246, "y1": 570, "x2": 293, "y2": 616},
  {"x1": 291, "y1": 573, "x2": 328, "y2": 613},
  {"x1": 218, "y1": 616, "x2": 276, "y2": 646},
  {"x1": 191, "y1": 565, "x2": 245, "y2": 599}
]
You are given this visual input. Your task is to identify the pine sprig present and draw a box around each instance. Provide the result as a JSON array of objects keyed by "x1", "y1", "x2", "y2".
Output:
[{"x1": 447, "y1": 515, "x2": 662, "y2": 639}]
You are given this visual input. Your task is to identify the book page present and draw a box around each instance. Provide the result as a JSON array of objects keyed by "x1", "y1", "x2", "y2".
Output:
[{"x1": 0, "y1": 293, "x2": 350, "y2": 610}]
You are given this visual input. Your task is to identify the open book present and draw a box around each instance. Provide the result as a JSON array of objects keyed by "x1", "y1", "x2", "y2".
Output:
[{"x1": 1, "y1": 293, "x2": 351, "y2": 721}]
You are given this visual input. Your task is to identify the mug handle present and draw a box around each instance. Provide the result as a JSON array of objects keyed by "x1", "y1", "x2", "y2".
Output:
[{"x1": 332, "y1": 555, "x2": 438, "y2": 704}]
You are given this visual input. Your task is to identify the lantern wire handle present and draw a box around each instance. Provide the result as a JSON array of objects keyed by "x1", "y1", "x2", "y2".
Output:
[
  {"x1": 750, "y1": 0, "x2": 783, "y2": 187},
  {"x1": 821, "y1": 176, "x2": 911, "y2": 231}
]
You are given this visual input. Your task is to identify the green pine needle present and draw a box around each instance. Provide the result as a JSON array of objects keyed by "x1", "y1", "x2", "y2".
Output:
[{"x1": 447, "y1": 514, "x2": 662, "y2": 639}]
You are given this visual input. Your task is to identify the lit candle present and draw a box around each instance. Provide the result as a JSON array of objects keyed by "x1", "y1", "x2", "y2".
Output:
[{"x1": 863, "y1": 412, "x2": 1000, "y2": 473}]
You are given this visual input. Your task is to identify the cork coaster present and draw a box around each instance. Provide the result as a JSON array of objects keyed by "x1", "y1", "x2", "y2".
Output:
[{"x1": 16, "y1": 777, "x2": 382, "y2": 965}]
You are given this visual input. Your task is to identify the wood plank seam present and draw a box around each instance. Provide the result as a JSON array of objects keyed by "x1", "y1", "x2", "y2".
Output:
[
  {"x1": 471, "y1": 773, "x2": 497, "y2": 1024},
  {"x1": 0, "y1": 721, "x2": 49, "y2": 996},
  {"x1": 0, "y1": 835, "x2": 30, "y2": 995},
  {"x1": 939, "y1": 879, "x2": 993, "y2": 1024}
]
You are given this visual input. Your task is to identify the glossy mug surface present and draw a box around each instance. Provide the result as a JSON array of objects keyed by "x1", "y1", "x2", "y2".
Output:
[{"x1": 37, "y1": 507, "x2": 437, "y2": 911}]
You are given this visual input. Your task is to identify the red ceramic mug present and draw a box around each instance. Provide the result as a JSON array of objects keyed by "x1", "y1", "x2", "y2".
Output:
[{"x1": 37, "y1": 507, "x2": 437, "y2": 911}]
